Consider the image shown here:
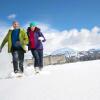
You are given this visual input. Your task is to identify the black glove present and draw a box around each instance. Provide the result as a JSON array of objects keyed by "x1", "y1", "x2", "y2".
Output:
[{"x1": 15, "y1": 41, "x2": 22, "y2": 46}]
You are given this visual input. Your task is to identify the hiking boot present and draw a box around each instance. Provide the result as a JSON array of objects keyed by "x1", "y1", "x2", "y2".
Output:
[
  {"x1": 14, "y1": 70, "x2": 18, "y2": 73},
  {"x1": 35, "y1": 67, "x2": 40, "y2": 73}
]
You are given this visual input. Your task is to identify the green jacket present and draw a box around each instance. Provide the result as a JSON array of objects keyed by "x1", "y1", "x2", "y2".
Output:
[{"x1": 0, "y1": 28, "x2": 29, "y2": 53}]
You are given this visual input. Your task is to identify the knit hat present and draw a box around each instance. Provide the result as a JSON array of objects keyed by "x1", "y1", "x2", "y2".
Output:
[{"x1": 30, "y1": 22, "x2": 37, "y2": 27}]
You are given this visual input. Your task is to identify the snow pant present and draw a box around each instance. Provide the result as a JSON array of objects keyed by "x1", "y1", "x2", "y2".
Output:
[
  {"x1": 31, "y1": 49, "x2": 43, "y2": 69},
  {"x1": 12, "y1": 50, "x2": 24, "y2": 73}
]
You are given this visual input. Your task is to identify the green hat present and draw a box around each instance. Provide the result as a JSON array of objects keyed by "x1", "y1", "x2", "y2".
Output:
[{"x1": 30, "y1": 22, "x2": 37, "y2": 27}]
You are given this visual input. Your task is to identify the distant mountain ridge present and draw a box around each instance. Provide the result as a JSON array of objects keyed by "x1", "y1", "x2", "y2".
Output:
[{"x1": 51, "y1": 48, "x2": 78, "y2": 57}]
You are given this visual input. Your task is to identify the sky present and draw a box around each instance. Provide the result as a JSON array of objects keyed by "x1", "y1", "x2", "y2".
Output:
[
  {"x1": 0, "y1": 0, "x2": 100, "y2": 53},
  {"x1": 0, "y1": 0, "x2": 100, "y2": 30}
]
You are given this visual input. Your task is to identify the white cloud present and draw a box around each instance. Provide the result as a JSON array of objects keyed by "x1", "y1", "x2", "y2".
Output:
[
  {"x1": 0, "y1": 21, "x2": 9, "y2": 42},
  {"x1": 1, "y1": 21, "x2": 100, "y2": 54},
  {"x1": 37, "y1": 24, "x2": 100, "y2": 53},
  {"x1": 22, "y1": 22, "x2": 100, "y2": 53},
  {"x1": 8, "y1": 14, "x2": 16, "y2": 20}
]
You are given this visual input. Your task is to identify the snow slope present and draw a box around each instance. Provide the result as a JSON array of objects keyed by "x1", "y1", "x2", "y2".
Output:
[{"x1": 0, "y1": 60, "x2": 100, "y2": 100}]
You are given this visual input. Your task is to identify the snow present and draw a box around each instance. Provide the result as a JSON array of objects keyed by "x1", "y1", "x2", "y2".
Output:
[{"x1": 0, "y1": 60, "x2": 100, "y2": 100}]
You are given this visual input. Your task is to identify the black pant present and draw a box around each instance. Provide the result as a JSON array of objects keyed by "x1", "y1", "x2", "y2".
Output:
[
  {"x1": 12, "y1": 50, "x2": 24, "y2": 72},
  {"x1": 31, "y1": 49, "x2": 43, "y2": 69}
]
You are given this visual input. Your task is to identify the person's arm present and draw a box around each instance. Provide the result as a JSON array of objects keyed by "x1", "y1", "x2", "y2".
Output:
[
  {"x1": 22, "y1": 29, "x2": 29, "y2": 45},
  {"x1": 38, "y1": 31, "x2": 46, "y2": 42}
]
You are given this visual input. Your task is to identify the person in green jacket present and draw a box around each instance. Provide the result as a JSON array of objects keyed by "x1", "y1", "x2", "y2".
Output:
[{"x1": 0, "y1": 21, "x2": 29, "y2": 73}]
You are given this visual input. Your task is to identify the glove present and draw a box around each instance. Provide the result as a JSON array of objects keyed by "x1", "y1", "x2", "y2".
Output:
[
  {"x1": 25, "y1": 46, "x2": 28, "y2": 51},
  {"x1": 15, "y1": 41, "x2": 22, "y2": 46},
  {"x1": 38, "y1": 37, "x2": 44, "y2": 41}
]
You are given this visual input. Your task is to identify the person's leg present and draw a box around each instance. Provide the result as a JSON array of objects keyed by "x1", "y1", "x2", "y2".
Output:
[
  {"x1": 31, "y1": 49, "x2": 40, "y2": 68},
  {"x1": 12, "y1": 51, "x2": 19, "y2": 73},
  {"x1": 18, "y1": 50, "x2": 24, "y2": 73},
  {"x1": 38, "y1": 50, "x2": 43, "y2": 70}
]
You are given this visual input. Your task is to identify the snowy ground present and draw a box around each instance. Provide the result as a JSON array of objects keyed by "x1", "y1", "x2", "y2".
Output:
[{"x1": 0, "y1": 60, "x2": 100, "y2": 100}]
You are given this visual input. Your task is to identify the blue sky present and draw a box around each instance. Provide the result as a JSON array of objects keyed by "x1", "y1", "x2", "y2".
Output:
[
  {"x1": 0, "y1": 0, "x2": 100, "y2": 30},
  {"x1": 0, "y1": 0, "x2": 100, "y2": 52}
]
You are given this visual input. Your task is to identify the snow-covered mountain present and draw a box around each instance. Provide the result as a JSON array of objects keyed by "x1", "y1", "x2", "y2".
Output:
[
  {"x1": 51, "y1": 48, "x2": 78, "y2": 57},
  {"x1": 88, "y1": 48, "x2": 100, "y2": 52},
  {"x1": 0, "y1": 60, "x2": 100, "y2": 100},
  {"x1": 13, "y1": 47, "x2": 100, "y2": 61},
  {"x1": 49, "y1": 48, "x2": 100, "y2": 62}
]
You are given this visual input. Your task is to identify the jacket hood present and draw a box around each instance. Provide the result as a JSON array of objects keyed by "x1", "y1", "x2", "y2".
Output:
[{"x1": 27, "y1": 27, "x2": 40, "y2": 32}]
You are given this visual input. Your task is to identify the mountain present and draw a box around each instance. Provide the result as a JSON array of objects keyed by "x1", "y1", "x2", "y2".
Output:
[
  {"x1": 51, "y1": 48, "x2": 78, "y2": 57},
  {"x1": 88, "y1": 48, "x2": 100, "y2": 52}
]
